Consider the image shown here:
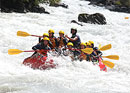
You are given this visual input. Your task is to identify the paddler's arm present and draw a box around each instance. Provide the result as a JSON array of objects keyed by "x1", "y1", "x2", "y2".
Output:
[
  {"x1": 39, "y1": 37, "x2": 41, "y2": 43},
  {"x1": 65, "y1": 35, "x2": 78, "y2": 41},
  {"x1": 96, "y1": 51, "x2": 103, "y2": 57},
  {"x1": 32, "y1": 44, "x2": 41, "y2": 52},
  {"x1": 39, "y1": 36, "x2": 43, "y2": 43}
]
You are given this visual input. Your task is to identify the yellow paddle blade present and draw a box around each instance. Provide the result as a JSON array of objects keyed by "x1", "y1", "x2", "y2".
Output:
[
  {"x1": 125, "y1": 17, "x2": 129, "y2": 19},
  {"x1": 98, "y1": 44, "x2": 101, "y2": 49},
  {"x1": 81, "y1": 48, "x2": 93, "y2": 54},
  {"x1": 8, "y1": 49, "x2": 23, "y2": 55},
  {"x1": 17, "y1": 31, "x2": 30, "y2": 37},
  {"x1": 99, "y1": 44, "x2": 112, "y2": 51},
  {"x1": 103, "y1": 55, "x2": 119, "y2": 60},
  {"x1": 102, "y1": 60, "x2": 115, "y2": 69}
]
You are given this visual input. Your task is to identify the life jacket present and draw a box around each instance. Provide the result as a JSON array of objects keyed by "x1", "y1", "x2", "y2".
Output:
[
  {"x1": 69, "y1": 34, "x2": 81, "y2": 48},
  {"x1": 80, "y1": 52, "x2": 87, "y2": 60},
  {"x1": 39, "y1": 49, "x2": 48, "y2": 56},
  {"x1": 49, "y1": 37, "x2": 56, "y2": 48},
  {"x1": 58, "y1": 37, "x2": 65, "y2": 47}
]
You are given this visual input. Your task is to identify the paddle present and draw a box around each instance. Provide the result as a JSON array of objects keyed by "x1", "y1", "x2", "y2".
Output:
[
  {"x1": 81, "y1": 44, "x2": 111, "y2": 54},
  {"x1": 98, "y1": 44, "x2": 101, "y2": 49},
  {"x1": 102, "y1": 60, "x2": 115, "y2": 69},
  {"x1": 99, "y1": 44, "x2": 112, "y2": 51},
  {"x1": 81, "y1": 48, "x2": 93, "y2": 54},
  {"x1": 17, "y1": 31, "x2": 41, "y2": 37},
  {"x1": 103, "y1": 55, "x2": 119, "y2": 60},
  {"x1": 125, "y1": 17, "x2": 129, "y2": 19},
  {"x1": 8, "y1": 49, "x2": 34, "y2": 55}
]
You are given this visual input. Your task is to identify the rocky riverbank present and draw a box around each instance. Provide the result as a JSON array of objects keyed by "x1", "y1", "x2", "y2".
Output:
[{"x1": 86, "y1": 0, "x2": 130, "y2": 13}]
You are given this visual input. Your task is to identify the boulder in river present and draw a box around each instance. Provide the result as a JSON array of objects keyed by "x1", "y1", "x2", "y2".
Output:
[{"x1": 78, "y1": 13, "x2": 107, "y2": 25}]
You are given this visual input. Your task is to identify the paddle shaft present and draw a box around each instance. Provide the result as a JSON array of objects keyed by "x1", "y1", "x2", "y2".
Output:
[
  {"x1": 31, "y1": 35, "x2": 42, "y2": 38},
  {"x1": 24, "y1": 50, "x2": 35, "y2": 52}
]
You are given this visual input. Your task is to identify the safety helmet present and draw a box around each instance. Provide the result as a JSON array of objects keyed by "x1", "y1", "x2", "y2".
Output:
[
  {"x1": 71, "y1": 28, "x2": 77, "y2": 31},
  {"x1": 89, "y1": 41, "x2": 94, "y2": 45},
  {"x1": 67, "y1": 42, "x2": 73, "y2": 46},
  {"x1": 43, "y1": 37, "x2": 49, "y2": 41},
  {"x1": 80, "y1": 42, "x2": 86, "y2": 46},
  {"x1": 71, "y1": 28, "x2": 77, "y2": 34},
  {"x1": 59, "y1": 30, "x2": 64, "y2": 34},
  {"x1": 43, "y1": 33, "x2": 49, "y2": 37},
  {"x1": 86, "y1": 42, "x2": 91, "y2": 46},
  {"x1": 48, "y1": 29, "x2": 55, "y2": 34}
]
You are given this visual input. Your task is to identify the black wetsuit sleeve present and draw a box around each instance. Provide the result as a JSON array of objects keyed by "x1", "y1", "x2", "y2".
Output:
[
  {"x1": 91, "y1": 52, "x2": 97, "y2": 56},
  {"x1": 32, "y1": 44, "x2": 41, "y2": 50},
  {"x1": 39, "y1": 37, "x2": 41, "y2": 43},
  {"x1": 97, "y1": 51, "x2": 103, "y2": 56}
]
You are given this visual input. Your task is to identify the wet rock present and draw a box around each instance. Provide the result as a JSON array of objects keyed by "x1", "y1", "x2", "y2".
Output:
[
  {"x1": 78, "y1": 13, "x2": 107, "y2": 25},
  {"x1": 30, "y1": 6, "x2": 50, "y2": 14},
  {"x1": 50, "y1": 3, "x2": 68, "y2": 8},
  {"x1": 86, "y1": 0, "x2": 130, "y2": 13},
  {"x1": 1, "y1": 0, "x2": 50, "y2": 14},
  {"x1": 111, "y1": 6, "x2": 130, "y2": 13},
  {"x1": 90, "y1": 0, "x2": 107, "y2": 5}
]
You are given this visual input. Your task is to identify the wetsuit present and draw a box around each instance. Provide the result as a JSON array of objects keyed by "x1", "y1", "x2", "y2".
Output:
[{"x1": 32, "y1": 42, "x2": 51, "y2": 56}]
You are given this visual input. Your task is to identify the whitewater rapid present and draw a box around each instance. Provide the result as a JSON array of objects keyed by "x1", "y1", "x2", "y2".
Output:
[{"x1": 0, "y1": 0, "x2": 130, "y2": 93}]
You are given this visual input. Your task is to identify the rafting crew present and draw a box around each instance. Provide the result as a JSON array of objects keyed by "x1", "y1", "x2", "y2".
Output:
[
  {"x1": 14, "y1": 29, "x2": 118, "y2": 71},
  {"x1": 31, "y1": 28, "x2": 103, "y2": 63}
]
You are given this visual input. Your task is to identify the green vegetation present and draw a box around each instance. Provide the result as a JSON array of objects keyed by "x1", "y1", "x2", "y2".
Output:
[
  {"x1": 115, "y1": 1, "x2": 122, "y2": 6},
  {"x1": 120, "y1": 0, "x2": 130, "y2": 7},
  {"x1": 115, "y1": 0, "x2": 130, "y2": 7}
]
